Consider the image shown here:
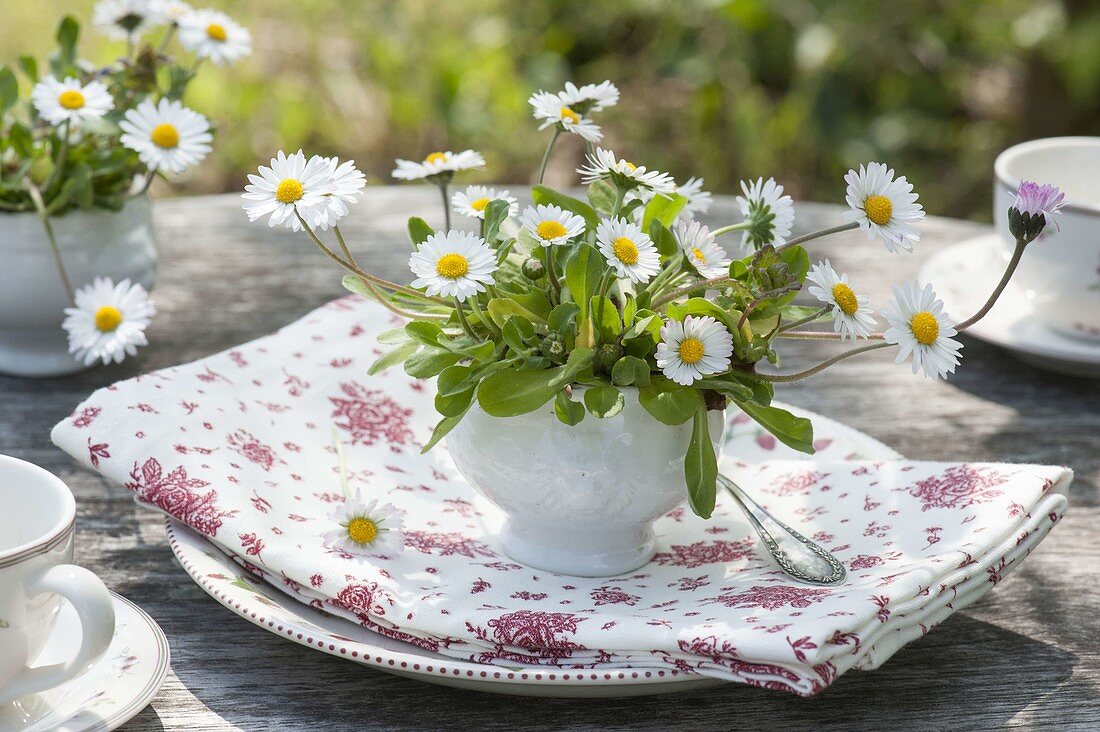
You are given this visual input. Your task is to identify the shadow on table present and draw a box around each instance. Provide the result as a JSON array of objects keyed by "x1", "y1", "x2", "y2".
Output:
[{"x1": 158, "y1": 606, "x2": 1079, "y2": 732}]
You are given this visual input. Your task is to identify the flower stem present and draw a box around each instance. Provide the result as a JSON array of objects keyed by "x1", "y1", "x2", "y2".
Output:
[
  {"x1": 955, "y1": 239, "x2": 1026, "y2": 331},
  {"x1": 296, "y1": 212, "x2": 447, "y2": 306},
  {"x1": 544, "y1": 247, "x2": 562, "y2": 304},
  {"x1": 775, "y1": 221, "x2": 860, "y2": 254},
  {"x1": 439, "y1": 182, "x2": 451, "y2": 231},
  {"x1": 593, "y1": 270, "x2": 615, "y2": 340},
  {"x1": 467, "y1": 296, "x2": 500, "y2": 337},
  {"x1": 776, "y1": 330, "x2": 885, "y2": 341},
  {"x1": 611, "y1": 184, "x2": 627, "y2": 220},
  {"x1": 777, "y1": 306, "x2": 829, "y2": 333},
  {"x1": 24, "y1": 177, "x2": 75, "y2": 305},
  {"x1": 536, "y1": 127, "x2": 562, "y2": 186},
  {"x1": 710, "y1": 221, "x2": 751, "y2": 238},
  {"x1": 43, "y1": 119, "x2": 70, "y2": 195},
  {"x1": 453, "y1": 296, "x2": 476, "y2": 338},
  {"x1": 332, "y1": 226, "x2": 438, "y2": 320},
  {"x1": 650, "y1": 273, "x2": 732, "y2": 309},
  {"x1": 156, "y1": 25, "x2": 176, "y2": 55},
  {"x1": 755, "y1": 341, "x2": 894, "y2": 382}
]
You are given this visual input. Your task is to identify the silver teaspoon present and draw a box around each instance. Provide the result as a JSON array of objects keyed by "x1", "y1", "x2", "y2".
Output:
[{"x1": 718, "y1": 473, "x2": 846, "y2": 585}]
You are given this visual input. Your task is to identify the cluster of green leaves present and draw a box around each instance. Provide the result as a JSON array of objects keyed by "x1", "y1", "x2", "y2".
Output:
[
  {"x1": 0, "y1": 16, "x2": 199, "y2": 216},
  {"x1": 369, "y1": 183, "x2": 815, "y2": 519}
]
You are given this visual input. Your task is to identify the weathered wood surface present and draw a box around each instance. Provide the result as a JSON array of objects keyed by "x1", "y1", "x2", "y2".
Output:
[{"x1": 2, "y1": 189, "x2": 1097, "y2": 731}]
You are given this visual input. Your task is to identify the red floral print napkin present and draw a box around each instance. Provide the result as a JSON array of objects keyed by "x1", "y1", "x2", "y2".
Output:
[{"x1": 52, "y1": 297, "x2": 1071, "y2": 695}]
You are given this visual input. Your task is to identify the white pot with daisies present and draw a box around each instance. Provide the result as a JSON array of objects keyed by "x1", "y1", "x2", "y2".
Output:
[
  {"x1": 0, "y1": 3, "x2": 248, "y2": 376},
  {"x1": 246, "y1": 79, "x2": 1059, "y2": 576}
]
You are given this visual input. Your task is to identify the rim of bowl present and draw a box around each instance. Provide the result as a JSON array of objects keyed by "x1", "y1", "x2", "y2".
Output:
[
  {"x1": 0, "y1": 455, "x2": 76, "y2": 561},
  {"x1": 994, "y1": 136, "x2": 1100, "y2": 216}
]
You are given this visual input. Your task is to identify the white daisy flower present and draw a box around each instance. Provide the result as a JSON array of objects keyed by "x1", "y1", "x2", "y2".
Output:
[
  {"x1": 241, "y1": 150, "x2": 335, "y2": 231},
  {"x1": 451, "y1": 185, "x2": 518, "y2": 220},
  {"x1": 62, "y1": 277, "x2": 155, "y2": 367},
  {"x1": 596, "y1": 218, "x2": 660, "y2": 283},
  {"x1": 558, "y1": 80, "x2": 620, "y2": 113},
  {"x1": 736, "y1": 177, "x2": 795, "y2": 249},
  {"x1": 519, "y1": 204, "x2": 587, "y2": 247},
  {"x1": 676, "y1": 220, "x2": 732, "y2": 279},
  {"x1": 528, "y1": 91, "x2": 603, "y2": 143},
  {"x1": 883, "y1": 281, "x2": 963, "y2": 379},
  {"x1": 678, "y1": 177, "x2": 713, "y2": 219},
  {"x1": 805, "y1": 259, "x2": 877, "y2": 341},
  {"x1": 844, "y1": 162, "x2": 925, "y2": 253},
  {"x1": 119, "y1": 98, "x2": 212, "y2": 174},
  {"x1": 409, "y1": 231, "x2": 498, "y2": 301},
  {"x1": 322, "y1": 491, "x2": 405, "y2": 559},
  {"x1": 177, "y1": 9, "x2": 252, "y2": 65},
  {"x1": 153, "y1": 0, "x2": 193, "y2": 25},
  {"x1": 656, "y1": 315, "x2": 734, "y2": 386},
  {"x1": 93, "y1": 0, "x2": 160, "y2": 40},
  {"x1": 577, "y1": 147, "x2": 676, "y2": 194},
  {"x1": 392, "y1": 150, "x2": 485, "y2": 182},
  {"x1": 31, "y1": 76, "x2": 114, "y2": 127},
  {"x1": 310, "y1": 157, "x2": 366, "y2": 231}
]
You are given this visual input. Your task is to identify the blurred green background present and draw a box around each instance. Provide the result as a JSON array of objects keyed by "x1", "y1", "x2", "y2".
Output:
[{"x1": 5, "y1": 0, "x2": 1098, "y2": 220}]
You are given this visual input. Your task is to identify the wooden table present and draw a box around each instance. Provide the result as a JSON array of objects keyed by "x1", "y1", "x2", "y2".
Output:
[{"x1": 3, "y1": 190, "x2": 1097, "y2": 730}]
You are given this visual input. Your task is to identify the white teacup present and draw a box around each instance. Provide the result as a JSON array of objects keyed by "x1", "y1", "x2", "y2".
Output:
[
  {"x1": 0, "y1": 455, "x2": 115, "y2": 706},
  {"x1": 994, "y1": 137, "x2": 1100, "y2": 341}
]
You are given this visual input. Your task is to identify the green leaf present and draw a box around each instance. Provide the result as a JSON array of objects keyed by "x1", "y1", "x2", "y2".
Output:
[
  {"x1": 407, "y1": 216, "x2": 433, "y2": 248},
  {"x1": 587, "y1": 180, "x2": 617, "y2": 214},
  {"x1": 55, "y1": 16, "x2": 79, "y2": 68},
  {"x1": 488, "y1": 297, "x2": 545, "y2": 328},
  {"x1": 437, "y1": 364, "x2": 478, "y2": 397},
  {"x1": 584, "y1": 385, "x2": 625, "y2": 418},
  {"x1": 421, "y1": 414, "x2": 466, "y2": 453},
  {"x1": 404, "y1": 348, "x2": 462, "y2": 378},
  {"x1": 0, "y1": 68, "x2": 18, "y2": 116},
  {"x1": 376, "y1": 327, "x2": 410, "y2": 345},
  {"x1": 435, "y1": 385, "x2": 475, "y2": 417},
  {"x1": 565, "y1": 245, "x2": 604, "y2": 310},
  {"x1": 547, "y1": 302, "x2": 580, "y2": 334},
  {"x1": 554, "y1": 390, "x2": 586, "y2": 426},
  {"x1": 439, "y1": 337, "x2": 496, "y2": 362},
  {"x1": 589, "y1": 295, "x2": 620, "y2": 341},
  {"x1": 666, "y1": 297, "x2": 741, "y2": 336},
  {"x1": 531, "y1": 185, "x2": 598, "y2": 230},
  {"x1": 501, "y1": 315, "x2": 535, "y2": 353},
  {"x1": 685, "y1": 405, "x2": 719, "y2": 519},
  {"x1": 17, "y1": 56, "x2": 38, "y2": 83},
  {"x1": 648, "y1": 221, "x2": 679, "y2": 258},
  {"x1": 734, "y1": 401, "x2": 815, "y2": 454},
  {"x1": 641, "y1": 193, "x2": 687, "y2": 231},
  {"x1": 405, "y1": 320, "x2": 445, "y2": 347},
  {"x1": 483, "y1": 199, "x2": 510, "y2": 243},
  {"x1": 638, "y1": 379, "x2": 701, "y2": 425},
  {"x1": 623, "y1": 312, "x2": 662, "y2": 341},
  {"x1": 611, "y1": 355, "x2": 651, "y2": 387},
  {"x1": 368, "y1": 342, "x2": 418, "y2": 375},
  {"x1": 477, "y1": 347, "x2": 593, "y2": 417},
  {"x1": 622, "y1": 295, "x2": 637, "y2": 329}
]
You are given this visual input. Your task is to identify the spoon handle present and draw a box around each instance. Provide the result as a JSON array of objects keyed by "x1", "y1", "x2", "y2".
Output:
[{"x1": 718, "y1": 473, "x2": 847, "y2": 586}]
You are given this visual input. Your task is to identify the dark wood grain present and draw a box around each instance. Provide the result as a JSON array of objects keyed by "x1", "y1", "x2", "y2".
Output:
[{"x1": 2, "y1": 190, "x2": 1097, "y2": 731}]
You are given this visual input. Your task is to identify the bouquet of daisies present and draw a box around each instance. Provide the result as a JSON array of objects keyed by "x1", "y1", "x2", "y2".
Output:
[
  {"x1": 0, "y1": 1, "x2": 248, "y2": 366},
  {"x1": 244, "y1": 80, "x2": 1061, "y2": 519}
]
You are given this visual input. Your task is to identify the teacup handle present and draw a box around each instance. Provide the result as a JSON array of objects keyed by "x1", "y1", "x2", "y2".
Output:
[{"x1": 1, "y1": 565, "x2": 115, "y2": 704}]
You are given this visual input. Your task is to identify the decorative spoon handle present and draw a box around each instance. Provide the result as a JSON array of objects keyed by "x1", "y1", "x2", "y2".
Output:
[{"x1": 718, "y1": 473, "x2": 846, "y2": 585}]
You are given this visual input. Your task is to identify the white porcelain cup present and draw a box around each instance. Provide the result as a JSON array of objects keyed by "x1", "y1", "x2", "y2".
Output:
[
  {"x1": 994, "y1": 137, "x2": 1100, "y2": 341},
  {"x1": 0, "y1": 456, "x2": 115, "y2": 706}
]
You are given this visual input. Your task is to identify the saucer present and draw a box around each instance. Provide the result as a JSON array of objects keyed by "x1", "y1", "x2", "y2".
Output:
[
  {"x1": 1, "y1": 593, "x2": 170, "y2": 732},
  {"x1": 166, "y1": 404, "x2": 901, "y2": 698},
  {"x1": 920, "y1": 233, "x2": 1100, "y2": 378}
]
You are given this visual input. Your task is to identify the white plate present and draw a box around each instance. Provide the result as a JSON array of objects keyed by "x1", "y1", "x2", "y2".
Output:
[
  {"x1": 920, "y1": 233, "x2": 1100, "y2": 378},
  {"x1": 167, "y1": 404, "x2": 900, "y2": 698},
  {"x1": 1, "y1": 593, "x2": 170, "y2": 732}
]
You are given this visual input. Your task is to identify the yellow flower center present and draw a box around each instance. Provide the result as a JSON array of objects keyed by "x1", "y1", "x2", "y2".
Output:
[
  {"x1": 831, "y1": 283, "x2": 859, "y2": 316},
  {"x1": 424, "y1": 152, "x2": 448, "y2": 165},
  {"x1": 559, "y1": 106, "x2": 579, "y2": 124},
  {"x1": 206, "y1": 23, "x2": 227, "y2": 41},
  {"x1": 275, "y1": 178, "x2": 304, "y2": 204},
  {"x1": 470, "y1": 197, "x2": 491, "y2": 212},
  {"x1": 94, "y1": 306, "x2": 123, "y2": 333},
  {"x1": 910, "y1": 311, "x2": 939, "y2": 346},
  {"x1": 612, "y1": 237, "x2": 639, "y2": 265},
  {"x1": 58, "y1": 90, "x2": 85, "y2": 110},
  {"x1": 150, "y1": 123, "x2": 180, "y2": 149},
  {"x1": 436, "y1": 253, "x2": 469, "y2": 279},
  {"x1": 678, "y1": 337, "x2": 705, "y2": 364},
  {"x1": 864, "y1": 194, "x2": 893, "y2": 226},
  {"x1": 346, "y1": 517, "x2": 378, "y2": 545},
  {"x1": 536, "y1": 220, "x2": 567, "y2": 240},
  {"x1": 691, "y1": 247, "x2": 706, "y2": 263},
  {"x1": 622, "y1": 161, "x2": 637, "y2": 172}
]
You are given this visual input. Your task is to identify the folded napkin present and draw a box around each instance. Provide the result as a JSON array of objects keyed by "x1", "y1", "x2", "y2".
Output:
[{"x1": 52, "y1": 297, "x2": 1071, "y2": 695}]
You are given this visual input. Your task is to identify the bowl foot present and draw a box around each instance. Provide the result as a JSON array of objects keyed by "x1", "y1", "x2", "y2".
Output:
[{"x1": 500, "y1": 518, "x2": 657, "y2": 577}]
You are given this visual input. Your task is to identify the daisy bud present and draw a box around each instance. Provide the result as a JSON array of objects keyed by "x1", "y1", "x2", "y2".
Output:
[
  {"x1": 593, "y1": 342, "x2": 623, "y2": 376},
  {"x1": 1009, "y1": 181, "x2": 1066, "y2": 244},
  {"x1": 539, "y1": 333, "x2": 566, "y2": 362},
  {"x1": 522, "y1": 258, "x2": 546, "y2": 280}
]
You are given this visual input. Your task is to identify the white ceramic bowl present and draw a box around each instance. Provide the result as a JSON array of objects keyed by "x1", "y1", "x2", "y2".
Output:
[
  {"x1": 994, "y1": 137, "x2": 1100, "y2": 341},
  {"x1": 445, "y1": 387, "x2": 725, "y2": 577}
]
